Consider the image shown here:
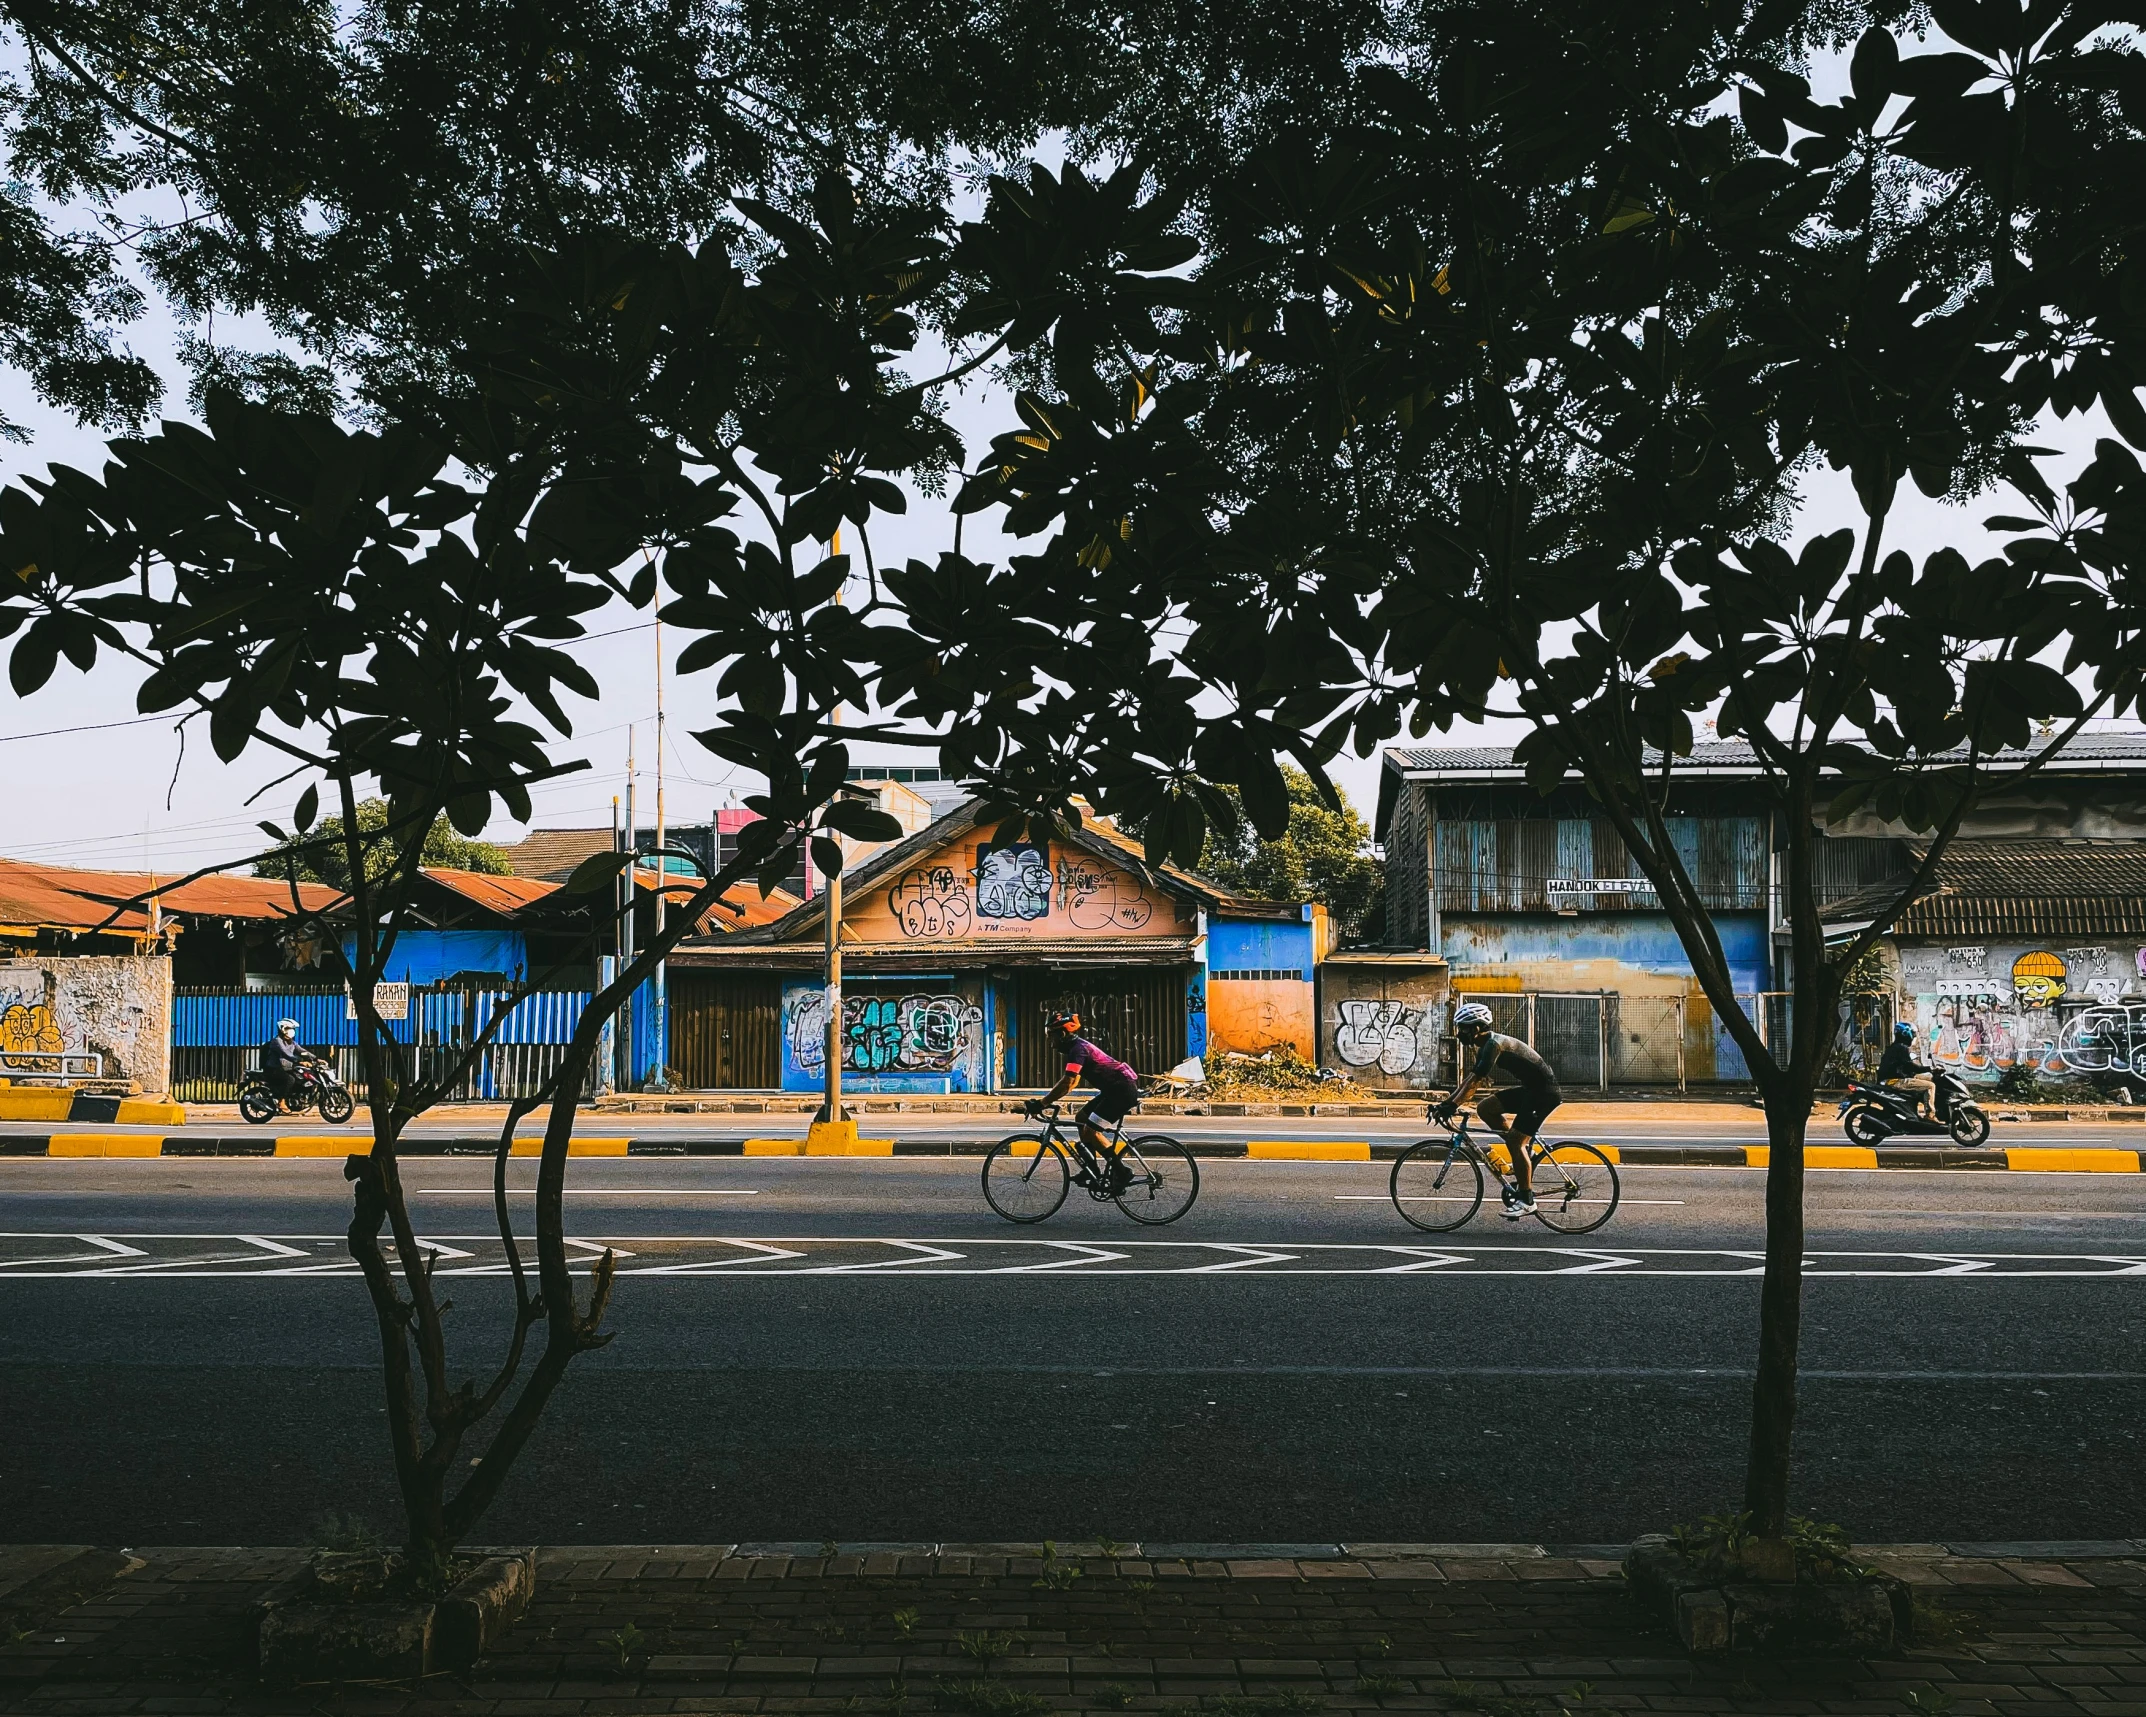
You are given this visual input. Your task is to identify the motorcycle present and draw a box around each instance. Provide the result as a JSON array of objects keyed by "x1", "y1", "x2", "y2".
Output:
[
  {"x1": 1838, "y1": 1065, "x2": 1990, "y2": 1147},
  {"x1": 239, "y1": 1057, "x2": 355, "y2": 1125}
]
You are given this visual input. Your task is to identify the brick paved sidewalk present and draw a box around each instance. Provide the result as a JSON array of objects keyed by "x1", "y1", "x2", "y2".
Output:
[{"x1": 3, "y1": 1542, "x2": 2143, "y2": 1716}]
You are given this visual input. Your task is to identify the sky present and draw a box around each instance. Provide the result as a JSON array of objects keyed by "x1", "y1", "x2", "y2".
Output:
[{"x1": 1, "y1": 36, "x2": 2136, "y2": 879}]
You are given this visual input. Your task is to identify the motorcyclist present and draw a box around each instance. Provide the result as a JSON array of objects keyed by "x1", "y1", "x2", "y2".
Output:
[
  {"x1": 260, "y1": 1018, "x2": 314, "y2": 1105},
  {"x1": 1877, "y1": 1020, "x2": 1936, "y2": 1115}
]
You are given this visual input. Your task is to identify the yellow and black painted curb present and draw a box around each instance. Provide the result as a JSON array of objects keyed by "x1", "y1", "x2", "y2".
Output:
[
  {"x1": 1, "y1": 1136, "x2": 2143, "y2": 1170},
  {"x1": 0, "y1": 1089, "x2": 185, "y2": 1125}
]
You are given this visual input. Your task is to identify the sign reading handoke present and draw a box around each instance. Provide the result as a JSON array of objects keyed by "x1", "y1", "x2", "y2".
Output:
[
  {"x1": 1546, "y1": 877, "x2": 1657, "y2": 897},
  {"x1": 345, "y1": 982, "x2": 411, "y2": 1021}
]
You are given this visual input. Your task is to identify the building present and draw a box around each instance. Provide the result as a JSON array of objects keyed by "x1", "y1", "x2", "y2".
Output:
[
  {"x1": 661, "y1": 800, "x2": 1327, "y2": 1092},
  {"x1": 1824, "y1": 839, "x2": 2146, "y2": 1088},
  {"x1": 1374, "y1": 734, "x2": 2146, "y2": 1087}
]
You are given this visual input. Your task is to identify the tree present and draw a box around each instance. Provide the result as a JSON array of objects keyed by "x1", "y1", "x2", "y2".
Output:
[
  {"x1": 256, "y1": 798, "x2": 508, "y2": 889},
  {"x1": 934, "y1": 0, "x2": 2146, "y2": 1553},
  {"x1": 1193, "y1": 765, "x2": 1382, "y2": 937},
  {"x1": 0, "y1": 178, "x2": 1046, "y2": 1569}
]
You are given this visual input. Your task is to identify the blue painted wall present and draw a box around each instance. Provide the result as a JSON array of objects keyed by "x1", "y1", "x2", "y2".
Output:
[
  {"x1": 777, "y1": 975, "x2": 988, "y2": 1093},
  {"x1": 341, "y1": 930, "x2": 527, "y2": 988},
  {"x1": 1441, "y1": 913, "x2": 1769, "y2": 992},
  {"x1": 1207, "y1": 916, "x2": 1314, "y2": 977}
]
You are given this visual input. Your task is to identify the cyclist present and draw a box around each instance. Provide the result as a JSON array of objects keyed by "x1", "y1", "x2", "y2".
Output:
[
  {"x1": 260, "y1": 1017, "x2": 314, "y2": 1106},
  {"x1": 1877, "y1": 1020, "x2": 1935, "y2": 1115},
  {"x1": 1435, "y1": 1000, "x2": 1563, "y2": 1218},
  {"x1": 1026, "y1": 1011, "x2": 1140, "y2": 1195}
]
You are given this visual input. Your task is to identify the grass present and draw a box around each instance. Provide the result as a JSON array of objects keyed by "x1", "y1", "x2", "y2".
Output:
[
  {"x1": 893, "y1": 1607, "x2": 921, "y2": 1639},
  {"x1": 956, "y1": 1629, "x2": 1023, "y2": 1669},
  {"x1": 609, "y1": 1622, "x2": 645, "y2": 1674},
  {"x1": 1908, "y1": 1595, "x2": 1986, "y2": 1646},
  {"x1": 1093, "y1": 1683, "x2": 1138, "y2": 1710},
  {"x1": 936, "y1": 1677, "x2": 1051, "y2": 1717},
  {"x1": 1439, "y1": 1682, "x2": 1533, "y2": 1717},
  {"x1": 1355, "y1": 1675, "x2": 1406, "y2": 1703},
  {"x1": 1905, "y1": 1689, "x2": 1956, "y2": 1716}
]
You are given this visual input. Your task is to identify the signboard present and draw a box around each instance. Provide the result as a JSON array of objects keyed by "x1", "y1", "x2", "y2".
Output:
[
  {"x1": 1546, "y1": 877, "x2": 1657, "y2": 898},
  {"x1": 346, "y1": 982, "x2": 410, "y2": 1021}
]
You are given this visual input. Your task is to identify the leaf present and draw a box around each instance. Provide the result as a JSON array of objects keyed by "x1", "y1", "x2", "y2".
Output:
[
  {"x1": 820, "y1": 798, "x2": 904, "y2": 842},
  {"x1": 810, "y1": 835, "x2": 845, "y2": 878},
  {"x1": 294, "y1": 784, "x2": 319, "y2": 833},
  {"x1": 8, "y1": 618, "x2": 59, "y2": 695},
  {"x1": 561, "y1": 850, "x2": 637, "y2": 895}
]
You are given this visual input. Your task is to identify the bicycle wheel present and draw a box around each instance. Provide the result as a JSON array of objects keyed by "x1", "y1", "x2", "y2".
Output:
[
  {"x1": 1528, "y1": 1142, "x2": 1620, "y2": 1234},
  {"x1": 1389, "y1": 1138, "x2": 1486, "y2": 1232},
  {"x1": 1114, "y1": 1135, "x2": 1199, "y2": 1225},
  {"x1": 982, "y1": 1135, "x2": 1070, "y2": 1223}
]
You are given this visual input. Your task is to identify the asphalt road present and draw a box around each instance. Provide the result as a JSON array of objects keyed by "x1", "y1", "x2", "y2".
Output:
[{"x1": 4, "y1": 1153, "x2": 2142, "y2": 1549}]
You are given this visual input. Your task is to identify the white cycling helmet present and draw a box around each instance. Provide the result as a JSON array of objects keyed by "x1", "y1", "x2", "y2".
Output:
[
  {"x1": 276, "y1": 1018, "x2": 299, "y2": 1036},
  {"x1": 1453, "y1": 1001, "x2": 1494, "y2": 1035}
]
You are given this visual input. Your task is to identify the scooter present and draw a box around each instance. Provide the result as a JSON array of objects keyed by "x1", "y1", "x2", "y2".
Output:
[
  {"x1": 1838, "y1": 1065, "x2": 1990, "y2": 1147},
  {"x1": 238, "y1": 1057, "x2": 355, "y2": 1125}
]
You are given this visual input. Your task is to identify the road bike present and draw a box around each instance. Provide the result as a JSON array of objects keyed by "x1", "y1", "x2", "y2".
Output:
[
  {"x1": 981, "y1": 1102, "x2": 1200, "y2": 1225},
  {"x1": 1388, "y1": 1114, "x2": 1620, "y2": 1234}
]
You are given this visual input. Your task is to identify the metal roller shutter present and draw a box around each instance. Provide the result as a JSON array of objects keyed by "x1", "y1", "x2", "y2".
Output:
[{"x1": 1013, "y1": 968, "x2": 1190, "y2": 1086}]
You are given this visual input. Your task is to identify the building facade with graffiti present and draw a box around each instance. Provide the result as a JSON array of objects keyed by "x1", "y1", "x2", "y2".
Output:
[
  {"x1": 664, "y1": 802, "x2": 1326, "y2": 1092},
  {"x1": 1376, "y1": 735, "x2": 2146, "y2": 1088},
  {"x1": 1824, "y1": 839, "x2": 2146, "y2": 1089}
]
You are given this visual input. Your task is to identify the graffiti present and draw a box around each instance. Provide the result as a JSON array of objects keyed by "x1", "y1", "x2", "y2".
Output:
[
  {"x1": 787, "y1": 986, "x2": 831, "y2": 1076},
  {"x1": 1948, "y1": 946, "x2": 1988, "y2": 972},
  {"x1": 1057, "y1": 857, "x2": 1153, "y2": 931},
  {"x1": 783, "y1": 985, "x2": 982, "y2": 1079},
  {"x1": 1334, "y1": 1000, "x2": 1424, "y2": 1075},
  {"x1": 2051, "y1": 1006, "x2": 2146, "y2": 1076},
  {"x1": 2068, "y1": 947, "x2": 2113, "y2": 978},
  {"x1": 889, "y1": 864, "x2": 974, "y2": 939},
  {"x1": 0, "y1": 999, "x2": 64, "y2": 1068},
  {"x1": 973, "y1": 841, "x2": 1051, "y2": 921},
  {"x1": 2012, "y1": 950, "x2": 2068, "y2": 1009}
]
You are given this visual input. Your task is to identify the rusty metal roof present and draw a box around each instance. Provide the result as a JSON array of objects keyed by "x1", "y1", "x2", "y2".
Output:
[
  {"x1": 1824, "y1": 841, "x2": 2146, "y2": 938},
  {"x1": 496, "y1": 826, "x2": 614, "y2": 882},
  {"x1": 418, "y1": 867, "x2": 560, "y2": 915},
  {"x1": 0, "y1": 858, "x2": 341, "y2": 936}
]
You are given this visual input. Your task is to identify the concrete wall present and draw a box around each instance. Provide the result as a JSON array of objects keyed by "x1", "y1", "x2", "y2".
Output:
[
  {"x1": 1900, "y1": 939, "x2": 2146, "y2": 1086},
  {"x1": 0, "y1": 955, "x2": 172, "y2": 1093},
  {"x1": 1319, "y1": 963, "x2": 1451, "y2": 1089}
]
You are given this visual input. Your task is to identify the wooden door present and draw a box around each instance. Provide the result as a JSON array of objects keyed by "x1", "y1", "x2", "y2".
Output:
[{"x1": 669, "y1": 970, "x2": 781, "y2": 1088}]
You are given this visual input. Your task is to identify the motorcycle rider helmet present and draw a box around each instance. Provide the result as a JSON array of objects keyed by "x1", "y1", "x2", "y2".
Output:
[
  {"x1": 1894, "y1": 1021, "x2": 1915, "y2": 1042},
  {"x1": 1453, "y1": 1001, "x2": 1494, "y2": 1040},
  {"x1": 276, "y1": 1018, "x2": 299, "y2": 1039}
]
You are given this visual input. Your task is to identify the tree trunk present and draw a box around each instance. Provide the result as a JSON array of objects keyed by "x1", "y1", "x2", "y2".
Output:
[{"x1": 1743, "y1": 1067, "x2": 1811, "y2": 1536}]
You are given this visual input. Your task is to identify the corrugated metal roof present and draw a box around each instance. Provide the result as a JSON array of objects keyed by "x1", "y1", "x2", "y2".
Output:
[
  {"x1": 672, "y1": 936, "x2": 1200, "y2": 968},
  {"x1": 0, "y1": 858, "x2": 340, "y2": 935},
  {"x1": 497, "y1": 827, "x2": 612, "y2": 882},
  {"x1": 419, "y1": 867, "x2": 560, "y2": 915},
  {"x1": 1825, "y1": 841, "x2": 2146, "y2": 937},
  {"x1": 1386, "y1": 732, "x2": 2146, "y2": 779}
]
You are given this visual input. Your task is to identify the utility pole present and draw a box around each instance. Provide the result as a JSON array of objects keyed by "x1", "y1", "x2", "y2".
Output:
[
  {"x1": 807, "y1": 527, "x2": 854, "y2": 1146},
  {"x1": 650, "y1": 614, "x2": 670, "y2": 1092},
  {"x1": 622, "y1": 730, "x2": 637, "y2": 1089}
]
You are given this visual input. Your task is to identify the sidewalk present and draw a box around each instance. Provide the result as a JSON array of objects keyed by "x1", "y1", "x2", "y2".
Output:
[{"x1": 4, "y1": 1539, "x2": 2144, "y2": 1715}]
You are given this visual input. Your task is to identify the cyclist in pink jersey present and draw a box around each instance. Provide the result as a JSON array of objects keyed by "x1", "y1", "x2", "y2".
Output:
[{"x1": 1027, "y1": 1011, "x2": 1141, "y2": 1194}]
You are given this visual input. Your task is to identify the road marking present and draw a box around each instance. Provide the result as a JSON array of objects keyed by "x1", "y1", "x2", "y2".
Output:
[
  {"x1": 8, "y1": 1234, "x2": 2146, "y2": 1277},
  {"x1": 408, "y1": 1188, "x2": 760, "y2": 1196},
  {"x1": 1334, "y1": 1196, "x2": 1688, "y2": 1205}
]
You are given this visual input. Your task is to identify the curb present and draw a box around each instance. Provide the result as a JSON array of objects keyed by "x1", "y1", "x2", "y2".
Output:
[
  {"x1": 0, "y1": 1089, "x2": 185, "y2": 1124},
  {"x1": 4, "y1": 1137, "x2": 2145, "y2": 1170}
]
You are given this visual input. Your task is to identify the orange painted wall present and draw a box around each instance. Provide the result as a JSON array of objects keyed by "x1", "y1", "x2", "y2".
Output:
[
  {"x1": 1206, "y1": 978, "x2": 1315, "y2": 1060},
  {"x1": 846, "y1": 836, "x2": 1192, "y2": 944}
]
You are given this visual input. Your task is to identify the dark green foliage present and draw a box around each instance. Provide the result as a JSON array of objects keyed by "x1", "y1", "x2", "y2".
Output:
[
  {"x1": 1193, "y1": 766, "x2": 1382, "y2": 938},
  {"x1": 258, "y1": 799, "x2": 509, "y2": 890}
]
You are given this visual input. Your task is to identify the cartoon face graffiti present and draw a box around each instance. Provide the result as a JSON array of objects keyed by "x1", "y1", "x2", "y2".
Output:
[
  {"x1": 2012, "y1": 950, "x2": 2068, "y2": 1010},
  {"x1": 973, "y1": 842, "x2": 1051, "y2": 921}
]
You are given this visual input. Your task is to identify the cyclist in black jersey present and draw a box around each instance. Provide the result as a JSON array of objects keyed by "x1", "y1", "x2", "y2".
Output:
[{"x1": 1434, "y1": 1000, "x2": 1564, "y2": 1218}]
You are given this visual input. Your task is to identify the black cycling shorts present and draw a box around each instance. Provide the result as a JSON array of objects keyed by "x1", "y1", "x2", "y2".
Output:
[
  {"x1": 1080, "y1": 1081, "x2": 1140, "y2": 1126},
  {"x1": 1478, "y1": 1087, "x2": 1559, "y2": 1139}
]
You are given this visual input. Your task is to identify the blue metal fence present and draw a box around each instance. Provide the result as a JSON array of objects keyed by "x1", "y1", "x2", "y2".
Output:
[{"x1": 172, "y1": 985, "x2": 597, "y2": 1102}]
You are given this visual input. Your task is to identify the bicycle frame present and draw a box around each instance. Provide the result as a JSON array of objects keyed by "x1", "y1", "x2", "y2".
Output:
[{"x1": 1028, "y1": 1105, "x2": 1127, "y2": 1179}]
